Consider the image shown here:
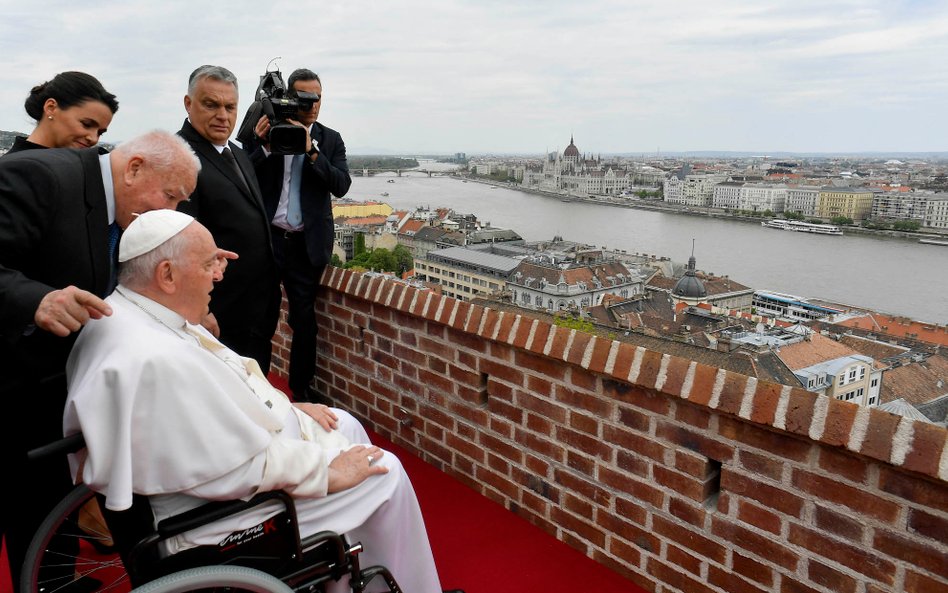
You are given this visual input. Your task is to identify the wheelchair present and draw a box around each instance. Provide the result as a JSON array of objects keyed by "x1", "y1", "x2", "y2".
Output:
[{"x1": 22, "y1": 433, "x2": 402, "y2": 593}]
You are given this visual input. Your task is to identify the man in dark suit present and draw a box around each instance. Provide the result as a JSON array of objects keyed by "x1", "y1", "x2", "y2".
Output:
[
  {"x1": 177, "y1": 65, "x2": 281, "y2": 373},
  {"x1": 0, "y1": 130, "x2": 200, "y2": 590},
  {"x1": 246, "y1": 69, "x2": 351, "y2": 403}
]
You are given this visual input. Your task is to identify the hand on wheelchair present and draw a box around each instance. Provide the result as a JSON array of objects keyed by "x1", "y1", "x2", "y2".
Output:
[
  {"x1": 328, "y1": 445, "x2": 389, "y2": 493},
  {"x1": 294, "y1": 402, "x2": 339, "y2": 431}
]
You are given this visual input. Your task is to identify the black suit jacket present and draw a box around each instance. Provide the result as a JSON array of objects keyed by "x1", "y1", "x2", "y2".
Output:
[
  {"x1": 176, "y1": 120, "x2": 279, "y2": 345},
  {"x1": 0, "y1": 147, "x2": 110, "y2": 445},
  {"x1": 249, "y1": 121, "x2": 351, "y2": 268}
]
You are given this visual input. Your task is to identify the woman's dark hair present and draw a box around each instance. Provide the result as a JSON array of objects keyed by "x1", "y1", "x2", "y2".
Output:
[{"x1": 24, "y1": 71, "x2": 119, "y2": 121}]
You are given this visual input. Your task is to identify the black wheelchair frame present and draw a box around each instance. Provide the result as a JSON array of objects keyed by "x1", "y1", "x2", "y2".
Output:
[{"x1": 22, "y1": 434, "x2": 402, "y2": 593}]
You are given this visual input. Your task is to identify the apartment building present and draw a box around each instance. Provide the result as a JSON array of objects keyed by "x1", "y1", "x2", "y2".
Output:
[
  {"x1": 415, "y1": 246, "x2": 520, "y2": 302},
  {"x1": 923, "y1": 195, "x2": 948, "y2": 230},
  {"x1": 816, "y1": 187, "x2": 874, "y2": 221},
  {"x1": 785, "y1": 186, "x2": 821, "y2": 217}
]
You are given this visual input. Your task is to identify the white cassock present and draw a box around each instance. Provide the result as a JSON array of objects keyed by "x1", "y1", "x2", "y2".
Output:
[{"x1": 63, "y1": 287, "x2": 442, "y2": 593}]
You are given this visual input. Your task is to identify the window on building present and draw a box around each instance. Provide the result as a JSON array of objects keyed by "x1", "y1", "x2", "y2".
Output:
[
  {"x1": 848, "y1": 367, "x2": 857, "y2": 381},
  {"x1": 858, "y1": 367, "x2": 866, "y2": 380},
  {"x1": 871, "y1": 378, "x2": 878, "y2": 387}
]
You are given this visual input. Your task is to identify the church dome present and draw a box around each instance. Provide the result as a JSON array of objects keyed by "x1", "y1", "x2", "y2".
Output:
[
  {"x1": 563, "y1": 135, "x2": 580, "y2": 158},
  {"x1": 672, "y1": 255, "x2": 707, "y2": 299}
]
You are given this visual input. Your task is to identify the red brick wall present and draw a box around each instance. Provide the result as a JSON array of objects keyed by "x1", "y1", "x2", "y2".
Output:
[{"x1": 271, "y1": 268, "x2": 948, "y2": 593}]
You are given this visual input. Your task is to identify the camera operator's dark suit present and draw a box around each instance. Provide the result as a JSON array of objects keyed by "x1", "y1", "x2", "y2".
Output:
[
  {"x1": 247, "y1": 121, "x2": 351, "y2": 401},
  {"x1": 177, "y1": 119, "x2": 281, "y2": 373}
]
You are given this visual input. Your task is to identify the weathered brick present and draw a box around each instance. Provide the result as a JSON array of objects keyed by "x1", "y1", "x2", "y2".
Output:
[
  {"x1": 585, "y1": 337, "x2": 614, "y2": 374},
  {"x1": 559, "y1": 426, "x2": 612, "y2": 460},
  {"x1": 608, "y1": 343, "x2": 637, "y2": 383},
  {"x1": 721, "y1": 466, "x2": 805, "y2": 517},
  {"x1": 668, "y1": 496, "x2": 706, "y2": 528},
  {"x1": 675, "y1": 400, "x2": 712, "y2": 429},
  {"x1": 878, "y1": 466, "x2": 948, "y2": 512},
  {"x1": 597, "y1": 510, "x2": 660, "y2": 553},
  {"x1": 554, "y1": 468, "x2": 613, "y2": 508},
  {"x1": 568, "y1": 411, "x2": 600, "y2": 436},
  {"x1": 817, "y1": 447, "x2": 869, "y2": 484},
  {"x1": 686, "y1": 362, "x2": 720, "y2": 406},
  {"x1": 551, "y1": 506, "x2": 606, "y2": 547},
  {"x1": 712, "y1": 517, "x2": 798, "y2": 570},
  {"x1": 603, "y1": 424, "x2": 665, "y2": 462},
  {"x1": 603, "y1": 380, "x2": 670, "y2": 415},
  {"x1": 718, "y1": 416, "x2": 811, "y2": 461},
  {"x1": 526, "y1": 374, "x2": 554, "y2": 397},
  {"x1": 808, "y1": 560, "x2": 858, "y2": 593},
  {"x1": 599, "y1": 466, "x2": 665, "y2": 508},
  {"x1": 860, "y1": 408, "x2": 901, "y2": 465},
  {"x1": 902, "y1": 420, "x2": 948, "y2": 478},
  {"x1": 646, "y1": 558, "x2": 717, "y2": 593},
  {"x1": 737, "y1": 499, "x2": 781, "y2": 535},
  {"x1": 570, "y1": 366, "x2": 599, "y2": 391},
  {"x1": 526, "y1": 411, "x2": 554, "y2": 435},
  {"x1": 738, "y1": 450, "x2": 784, "y2": 481},
  {"x1": 732, "y1": 551, "x2": 774, "y2": 586},
  {"x1": 749, "y1": 380, "x2": 782, "y2": 425},
  {"x1": 478, "y1": 432, "x2": 524, "y2": 464},
  {"x1": 615, "y1": 496, "x2": 648, "y2": 526},
  {"x1": 716, "y1": 371, "x2": 748, "y2": 416},
  {"x1": 707, "y1": 565, "x2": 769, "y2": 593},
  {"x1": 904, "y1": 570, "x2": 948, "y2": 593},
  {"x1": 814, "y1": 504, "x2": 864, "y2": 543},
  {"x1": 788, "y1": 523, "x2": 894, "y2": 584},
  {"x1": 908, "y1": 508, "x2": 948, "y2": 545},
  {"x1": 633, "y1": 349, "x2": 664, "y2": 388},
  {"x1": 656, "y1": 420, "x2": 734, "y2": 463},
  {"x1": 784, "y1": 388, "x2": 817, "y2": 438},
  {"x1": 516, "y1": 389, "x2": 567, "y2": 422},
  {"x1": 564, "y1": 331, "x2": 594, "y2": 366},
  {"x1": 666, "y1": 544, "x2": 701, "y2": 575},
  {"x1": 874, "y1": 527, "x2": 948, "y2": 576},
  {"x1": 792, "y1": 469, "x2": 900, "y2": 523},
  {"x1": 480, "y1": 358, "x2": 525, "y2": 387},
  {"x1": 617, "y1": 405, "x2": 650, "y2": 432},
  {"x1": 675, "y1": 449, "x2": 715, "y2": 478},
  {"x1": 653, "y1": 515, "x2": 727, "y2": 563},
  {"x1": 554, "y1": 384, "x2": 614, "y2": 417},
  {"x1": 820, "y1": 397, "x2": 859, "y2": 447},
  {"x1": 654, "y1": 466, "x2": 708, "y2": 503},
  {"x1": 661, "y1": 356, "x2": 691, "y2": 396}
]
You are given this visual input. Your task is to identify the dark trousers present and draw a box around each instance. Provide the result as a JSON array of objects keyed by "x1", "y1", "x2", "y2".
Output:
[{"x1": 272, "y1": 227, "x2": 325, "y2": 401}]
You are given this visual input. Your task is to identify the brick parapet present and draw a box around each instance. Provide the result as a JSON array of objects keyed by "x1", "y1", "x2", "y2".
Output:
[{"x1": 269, "y1": 268, "x2": 948, "y2": 593}]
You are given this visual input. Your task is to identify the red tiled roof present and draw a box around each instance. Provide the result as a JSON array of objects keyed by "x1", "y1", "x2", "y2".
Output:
[{"x1": 836, "y1": 314, "x2": 948, "y2": 347}]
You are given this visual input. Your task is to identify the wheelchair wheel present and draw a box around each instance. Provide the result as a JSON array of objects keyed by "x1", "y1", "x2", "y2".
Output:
[
  {"x1": 128, "y1": 565, "x2": 294, "y2": 593},
  {"x1": 21, "y1": 483, "x2": 129, "y2": 593}
]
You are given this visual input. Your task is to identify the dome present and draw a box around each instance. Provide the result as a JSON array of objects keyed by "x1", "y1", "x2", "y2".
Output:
[
  {"x1": 563, "y1": 135, "x2": 580, "y2": 158},
  {"x1": 672, "y1": 255, "x2": 707, "y2": 299}
]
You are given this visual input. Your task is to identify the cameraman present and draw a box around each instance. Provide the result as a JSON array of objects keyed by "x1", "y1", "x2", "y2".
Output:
[{"x1": 246, "y1": 69, "x2": 351, "y2": 404}]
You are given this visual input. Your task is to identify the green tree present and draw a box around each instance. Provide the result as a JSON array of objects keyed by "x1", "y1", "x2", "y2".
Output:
[
  {"x1": 353, "y1": 233, "x2": 366, "y2": 258},
  {"x1": 330, "y1": 253, "x2": 343, "y2": 267},
  {"x1": 392, "y1": 244, "x2": 413, "y2": 274},
  {"x1": 830, "y1": 216, "x2": 854, "y2": 226},
  {"x1": 893, "y1": 220, "x2": 920, "y2": 232}
]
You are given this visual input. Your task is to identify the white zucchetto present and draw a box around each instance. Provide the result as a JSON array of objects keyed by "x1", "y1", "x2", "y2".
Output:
[{"x1": 118, "y1": 209, "x2": 195, "y2": 262}]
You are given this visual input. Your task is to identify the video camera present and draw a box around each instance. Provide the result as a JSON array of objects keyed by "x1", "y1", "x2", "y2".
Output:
[{"x1": 236, "y1": 62, "x2": 320, "y2": 155}]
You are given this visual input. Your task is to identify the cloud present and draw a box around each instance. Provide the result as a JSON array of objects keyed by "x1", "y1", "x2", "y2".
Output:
[{"x1": 1, "y1": 0, "x2": 945, "y2": 153}]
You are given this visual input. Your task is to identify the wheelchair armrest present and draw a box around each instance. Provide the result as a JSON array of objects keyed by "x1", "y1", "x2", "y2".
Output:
[
  {"x1": 27, "y1": 432, "x2": 86, "y2": 462},
  {"x1": 155, "y1": 490, "x2": 297, "y2": 538}
]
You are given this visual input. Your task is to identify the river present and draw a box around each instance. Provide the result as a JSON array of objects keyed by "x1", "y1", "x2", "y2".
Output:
[{"x1": 349, "y1": 162, "x2": 947, "y2": 325}]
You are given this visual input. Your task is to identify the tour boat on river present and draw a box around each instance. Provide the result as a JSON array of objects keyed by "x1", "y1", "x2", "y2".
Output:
[{"x1": 761, "y1": 219, "x2": 843, "y2": 236}]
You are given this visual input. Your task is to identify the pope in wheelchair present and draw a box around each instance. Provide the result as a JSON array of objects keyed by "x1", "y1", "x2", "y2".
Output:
[{"x1": 62, "y1": 210, "x2": 444, "y2": 593}]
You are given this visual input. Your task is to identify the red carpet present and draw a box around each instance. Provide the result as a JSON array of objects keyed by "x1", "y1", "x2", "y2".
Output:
[{"x1": 1, "y1": 376, "x2": 645, "y2": 593}]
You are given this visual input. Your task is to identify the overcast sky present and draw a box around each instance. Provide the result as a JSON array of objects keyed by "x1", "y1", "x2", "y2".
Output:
[{"x1": 1, "y1": 0, "x2": 945, "y2": 155}]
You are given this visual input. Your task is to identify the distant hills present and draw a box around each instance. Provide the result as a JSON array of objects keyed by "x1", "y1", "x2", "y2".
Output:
[{"x1": 5, "y1": 132, "x2": 944, "y2": 161}]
